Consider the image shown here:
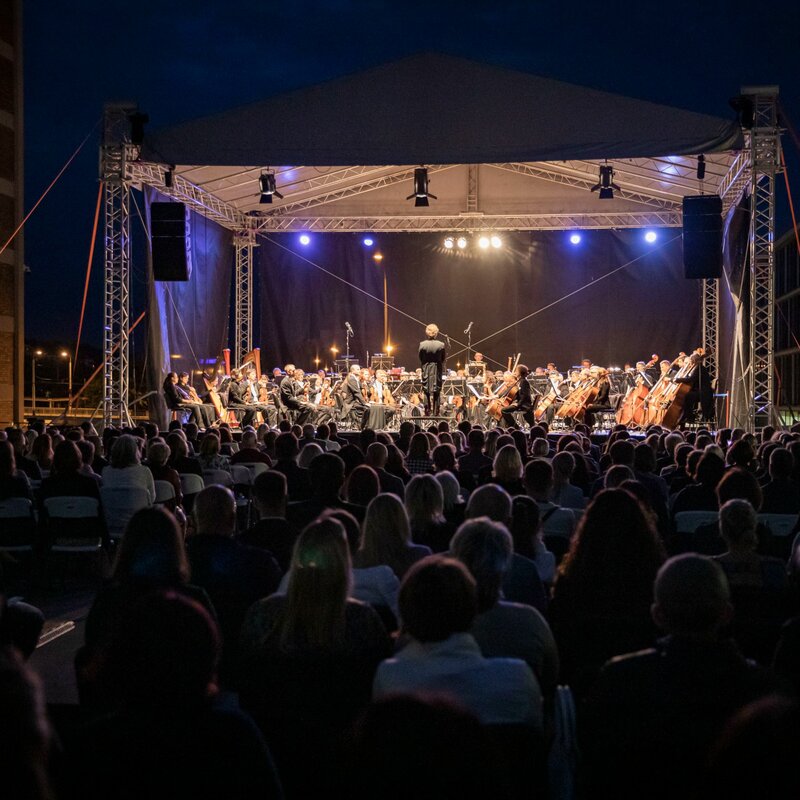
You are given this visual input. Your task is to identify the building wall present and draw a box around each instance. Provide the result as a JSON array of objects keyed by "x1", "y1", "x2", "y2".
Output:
[{"x1": 0, "y1": 0, "x2": 23, "y2": 425}]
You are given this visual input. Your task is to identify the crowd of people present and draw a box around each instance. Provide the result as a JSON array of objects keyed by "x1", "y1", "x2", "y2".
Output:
[{"x1": 2, "y1": 415, "x2": 800, "y2": 798}]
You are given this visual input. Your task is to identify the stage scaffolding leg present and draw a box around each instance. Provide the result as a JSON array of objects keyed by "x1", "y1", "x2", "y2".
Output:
[
  {"x1": 101, "y1": 104, "x2": 136, "y2": 428},
  {"x1": 702, "y1": 278, "x2": 718, "y2": 386},
  {"x1": 746, "y1": 87, "x2": 781, "y2": 432},
  {"x1": 234, "y1": 231, "x2": 256, "y2": 367}
]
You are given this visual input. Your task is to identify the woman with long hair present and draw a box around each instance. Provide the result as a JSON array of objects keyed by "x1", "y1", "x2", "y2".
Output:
[
  {"x1": 405, "y1": 474, "x2": 453, "y2": 553},
  {"x1": 0, "y1": 440, "x2": 32, "y2": 500},
  {"x1": 239, "y1": 517, "x2": 391, "y2": 794},
  {"x1": 356, "y1": 493, "x2": 431, "y2": 579},
  {"x1": 548, "y1": 488, "x2": 665, "y2": 697},
  {"x1": 30, "y1": 433, "x2": 54, "y2": 477},
  {"x1": 405, "y1": 432, "x2": 435, "y2": 475},
  {"x1": 196, "y1": 432, "x2": 231, "y2": 474},
  {"x1": 490, "y1": 444, "x2": 525, "y2": 496}
]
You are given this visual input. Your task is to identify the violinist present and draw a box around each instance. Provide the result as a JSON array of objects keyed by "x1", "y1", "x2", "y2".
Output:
[
  {"x1": 500, "y1": 364, "x2": 536, "y2": 429},
  {"x1": 241, "y1": 367, "x2": 277, "y2": 427},
  {"x1": 370, "y1": 369, "x2": 395, "y2": 407},
  {"x1": 583, "y1": 367, "x2": 612, "y2": 428}
]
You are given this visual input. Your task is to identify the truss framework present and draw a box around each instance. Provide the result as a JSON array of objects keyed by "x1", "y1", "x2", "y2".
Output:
[
  {"x1": 234, "y1": 232, "x2": 256, "y2": 366},
  {"x1": 702, "y1": 278, "x2": 719, "y2": 386},
  {"x1": 747, "y1": 89, "x2": 781, "y2": 430},
  {"x1": 101, "y1": 104, "x2": 137, "y2": 427}
]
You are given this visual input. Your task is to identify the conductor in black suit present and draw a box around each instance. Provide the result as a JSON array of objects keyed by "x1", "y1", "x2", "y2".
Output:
[{"x1": 419, "y1": 323, "x2": 446, "y2": 416}]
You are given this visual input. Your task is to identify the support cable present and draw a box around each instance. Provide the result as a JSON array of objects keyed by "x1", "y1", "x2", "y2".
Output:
[{"x1": 74, "y1": 183, "x2": 103, "y2": 367}]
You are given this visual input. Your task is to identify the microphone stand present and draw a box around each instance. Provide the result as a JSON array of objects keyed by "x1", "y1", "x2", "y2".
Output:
[{"x1": 345, "y1": 325, "x2": 352, "y2": 362}]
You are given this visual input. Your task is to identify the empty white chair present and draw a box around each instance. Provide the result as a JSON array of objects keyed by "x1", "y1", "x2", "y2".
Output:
[
  {"x1": 44, "y1": 496, "x2": 103, "y2": 550},
  {"x1": 100, "y1": 486, "x2": 151, "y2": 542},
  {"x1": 202, "y1": 469, "x2": 233, "y2": 488},
  {"x1": 0, "y1": 497, "x2": 36, "y2": 552},
  {"x1": 237, "y1": 462, "x2": 269, "y2": 479},
  {"x1": 179, "y1": 473, "x2": 205, "y2": 496},
  {"x1": 230, "y1": 464, "x2": 254, "y2": 487},
  {"x1": 674, "y1": 510, "x2": 719, "y2": 534},
  {"x1": 758, "y1": 513, "x2": 796, "y2": 540},
  {"x1": 154, "y1": 480, "x2": 177, "y2": 504}
]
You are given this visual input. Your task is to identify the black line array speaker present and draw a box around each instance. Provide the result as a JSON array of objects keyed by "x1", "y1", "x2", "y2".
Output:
[
  {"x1": 151, "y1": 202, "x2": 191, "y2": 281},
  {"x1": 682, "y1": 195, "x2": 722, "y2": 279}
]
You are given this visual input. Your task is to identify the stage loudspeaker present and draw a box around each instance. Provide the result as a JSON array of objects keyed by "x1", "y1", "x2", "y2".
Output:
[
  {"x1": 151, "y1": 202, "x2": 191, "y2": 281},
  {"x1": 682, "y1": 195, "x2": 722, "y2": 279}
]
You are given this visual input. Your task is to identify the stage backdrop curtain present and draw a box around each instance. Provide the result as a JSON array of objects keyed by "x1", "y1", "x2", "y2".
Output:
[
  {"x1": 257, "y1": 230, "x2": 701, "y2": 377},
  {"x1": 145, "y1": 187, "x2": 233, "y2": 428}
]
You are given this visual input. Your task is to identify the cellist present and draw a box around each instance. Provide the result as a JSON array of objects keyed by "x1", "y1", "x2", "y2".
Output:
[
  {"x1": 500, "y1": 364, "x2": 537, "y2": 429},
  {"x1": 583, "y1": 367, "x2": 612, "y2": 428}
]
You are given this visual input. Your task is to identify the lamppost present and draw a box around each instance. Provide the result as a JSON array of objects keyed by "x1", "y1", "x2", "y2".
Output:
[
  {"x1": 373, "y1": 251, "x2": 388, "y2": 348},
  {"x1": 32, "y1": 349, "x2": 43, "y2": 414},
  {"x1": 61, "y1": 350, "x2": 73, "y2": 412}
]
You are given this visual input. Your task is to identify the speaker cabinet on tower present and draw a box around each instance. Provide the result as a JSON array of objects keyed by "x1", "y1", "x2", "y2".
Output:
[
  {"x1": 151, "y1": 202, "x2": 191, "y2": 281},
  {"x1": 682, "y1": 195, "x2": 722, "y2": 279}
]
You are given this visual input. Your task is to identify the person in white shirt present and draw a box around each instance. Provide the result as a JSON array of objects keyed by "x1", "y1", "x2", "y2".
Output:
[
  {"x1": 101, "y1": 434, "x2": 155, "y2": 504},
  {"x1": 373, "y1": 555, "x2": 542, "y2": 729}
]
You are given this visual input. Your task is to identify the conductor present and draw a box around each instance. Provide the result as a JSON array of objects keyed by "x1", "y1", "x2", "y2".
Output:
[{"x1": 419, "y1": 323, "x2": 446, "y2": 416}]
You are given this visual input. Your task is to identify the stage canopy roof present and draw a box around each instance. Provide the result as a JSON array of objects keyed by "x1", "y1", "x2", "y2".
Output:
[{"x1": 133, "y1": 53, "x2": 746, "y2": 232}]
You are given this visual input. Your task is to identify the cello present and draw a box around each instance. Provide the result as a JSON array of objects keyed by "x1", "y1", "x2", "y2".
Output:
[
  {"x1": 616, "y1": 354, "x2": 659, "y2": 426},
  {"x1": 555, "y1": 370, "x2": 600, "y2": 422},
  {"x1": 653, "y1": 348, "x2": 705, "y2": 429},
  {"x1": 486, "y1": 354, "x2": 521, "y2": 422}
]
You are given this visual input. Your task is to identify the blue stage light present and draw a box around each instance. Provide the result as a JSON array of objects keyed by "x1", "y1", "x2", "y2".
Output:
[
  {"x1": 299, "y1": 234, "x2": 311, "y2": 246},
  {"x1": 569, "y1": 233, "x2": 582, "y2": 245},
  {"x1": 644, "y1": 230, "x2": 657, "y2": 244},
  {"x1": 363, "y1": 237, "x2": 374, "y2": 247}
]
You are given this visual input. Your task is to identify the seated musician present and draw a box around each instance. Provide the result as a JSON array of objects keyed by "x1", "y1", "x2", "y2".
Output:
[
  {"x1": 583, "y1": 367, "x2": 613, "y2": 428},
  {"x1": 500, "y1": 364, "x2": 536, "y2": 429},
  {"x1": 341, "y1": 364, "x2": 369, "y2": 429},
  {"x1": 371, "y1": 369, "x2": 395, "y2": 407},
  {"x1": 465, "y1": 351, "x2": 487, "y2": 379},
  {"x1": 163, "y1": 372, "x2": 207, "y2": 428},
  {"x1": 241, "y1": 367, "x2": 277, "y2": 427},
  {"x1": 279, "y1": 364, "x2": 314, "y2": 425},
  {"x1": 674, "y1": 350, "x2": 714, "y2": 425},
  {"x1": 176, "y1": 372, "x2": 215, "y2": 428}
]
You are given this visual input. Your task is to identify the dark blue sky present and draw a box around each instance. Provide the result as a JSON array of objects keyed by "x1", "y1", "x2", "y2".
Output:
[{"x1": 22, "y1": 0, "x2": 800, "y2": 346}]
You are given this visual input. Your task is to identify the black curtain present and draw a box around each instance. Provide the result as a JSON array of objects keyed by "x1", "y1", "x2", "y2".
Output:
[{"x1": 257, "y1": 230, "x2": 700, "y2": 374}]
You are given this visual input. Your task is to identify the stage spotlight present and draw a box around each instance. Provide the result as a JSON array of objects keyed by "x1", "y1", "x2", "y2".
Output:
[
  {"x1": 259, "y1": 171, "x2": 284, "y2": 204},
  {"x1": 490, "y1": 235, "x2": 502, "y2": 249},
  {"x1": 363, "y1": 237, "x2": 374, "y2": 247},
  {"x1": 569, "y1": 233, "x2": 582, "y2": 245},
  {"x1": 444, "y1": 237, "x2": 454, "y2": 249},
  {"x1": 299, "y1": 234, "x2": 311, "y2": 246},
  {"x1": 478, "y1": 236, "x2": 490, "y2": 250},
  {"x1": 406, "y1": 167, "x2": 437, "y2": 207},
  {"x1": 456, "y1": 236, "x2": 468, "y2": 249},
  {"x1": 590, "y1": 162, "x2": 620, "y2": 200},
  {"x1": 644, "y1": 230, "x2": 657, "y2": 243},
  {"x1": 696, "y1": 154, "x2": 706, "y2": 180}
]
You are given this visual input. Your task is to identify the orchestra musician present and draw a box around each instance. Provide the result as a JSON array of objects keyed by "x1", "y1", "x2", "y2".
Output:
[
  {"x1": 177, "y1": 372, "x2": 217, "y2": 427},
  {"x1": 583, "y1": 366, "x2": 612, "y2": 428},
  {"x1": 419, "y1": 323, "x2": 446, "y2": 416},
  {"x1": 280, "y1": 364, "x2": 314, "y2": 425},
  {"x1": 674, "y1": 350, "x2": 714, "y2": 424},
  {"x1": 500, "y1": 364, "x2": 537, "y2": 429},
  {"x1": 242, "y1": 367, "x2": 277, "y2": 426},
  {"x1": 342, "y1": 364, "x2": 369, "y2": 429}
]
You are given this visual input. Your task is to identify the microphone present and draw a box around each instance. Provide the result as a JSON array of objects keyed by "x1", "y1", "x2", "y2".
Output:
[
  {"x1": 345, "y1": 321, "x2": 354, "y2": 335},
  {"x1": 464, "y1": 321, "x2": 473, "y2": 335},
  {"x1": 445, "y1": 334, "x2": 451, "y2": 348}
]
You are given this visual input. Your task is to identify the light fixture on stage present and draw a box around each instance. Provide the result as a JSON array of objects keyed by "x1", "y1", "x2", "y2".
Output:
[
  {"x1": 164, "y1": 169, "x2": 174, "y2": 189},
  {"x1": 490, "y1": 235, "x2": 502, "y2": 249},
  {"x1": 259, "y1": 171, "x2": 283, "y2": 204},
  {"x1": 363, "y1": 237, "x2": 374, "y2": 247},
  {"x1": 456, "y1": 236, "x2": 468, "y2": 249},
  {"x1": 696, "y1": 154, "x2": 706, "y2": 180},
  {"x1": 299, "y1": 234, "x2": 311, "y2": 246},
  {"x1": 478, "y1": 236, "x2": 490, "y2": 250},
  {"x1": 444, "y1": 237, "x2": 454, "y2": 249},
  {"x1": 406, "y1": 167, "x2": 437, "y2": 207},
  {"x1": 569, "y1": 233, "x2": 582, "y2": 245},
  {"x1": 373, "y1": 252, "x2": 384, "y2": 263},
  {"x1": 644, "y1": 230, "x2": 658, "y2": 243},
  {"x1": 590, "y1": 162, "x2": 620, "y2": 200}
]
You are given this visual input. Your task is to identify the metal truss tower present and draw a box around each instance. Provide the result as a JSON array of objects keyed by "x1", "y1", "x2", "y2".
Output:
[
  {"x1": 746, "y1": 87, "x2": 781, "y2": 431},
  {"x1": 234, "y1": 230, "x2": 257, "y2": 366},
  {"x1": 101, "y1": 104, "x2": 137, "y2": 427},
  {"x1": 702, "y1": 277, "x2": 718, "y2": 387}
]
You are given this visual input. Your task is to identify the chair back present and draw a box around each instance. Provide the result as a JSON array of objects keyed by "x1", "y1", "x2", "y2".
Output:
[
  {"x1": 154, "y1": 480, "x2": 177, "y2": 504},
  {"x1": 230, "y1": 464, "x2": 254, "y2": 486},
  {"x1": 758, "y1": 513, "x2": 796, "y2": 539},
  {"x1": 238, "y1": 461, "x2": 269, "y2": 479},
  {"x1": 44, "y1": 496, "x2": 103, "y2": 549},
  {"x1": 99, "y1": 487, "x2": 151, "y2": 541},
  {"x1": 0, "y1": 497, "x2": 36, "y2": 550},
  {"x1": 179, "y1": 473, "x2": 205, "y2": 496},
  {"x1": 202, "y1": 469, "x2": 232, "y2": 487},
  {"x1": 674, "y1": 510, "x2": 719, "y2": 533}
]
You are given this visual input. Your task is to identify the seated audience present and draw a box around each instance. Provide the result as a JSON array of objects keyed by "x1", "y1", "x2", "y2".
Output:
[
  {"x1": 101, "y1": 434, "x2": 155, "y2": 504},
  {"x1": 489, "y1": 445, "x2": 526, "y2": 496},
  {"x1": 0, "y1": 440, "x2": 32, "y2": 501},
  {"x1": 230, "y1": 430, "x2": 272, "y2": 467},
  {"x1": 146, "y1": 439, "x2": 182, "y2": 510},
  {"x1": 760, "y1": 447, "x2": 800, "y2": 514},
  {"x1": 523, "y1": 459, "x2": 575, "y2": 539},
  {"x1": 405, "y1": 474, "x2": 453, "y2": 553}
]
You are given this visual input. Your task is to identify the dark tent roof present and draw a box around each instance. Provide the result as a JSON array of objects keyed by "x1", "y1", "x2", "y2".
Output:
[{"x1": 143, "y1": 53, "x2": 742, "y2": 167}]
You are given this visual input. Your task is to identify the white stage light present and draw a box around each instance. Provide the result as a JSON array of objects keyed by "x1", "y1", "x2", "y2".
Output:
[
  {"x1": 478, "y1": 236, "x2": 490, "y2": 249},
  {"x1": 456, "y1": 237, "x2": 468, "y2": 249},
  {"x1": 569, "y1": 233, "x2": 582, "y2": 245},
  {"x1": 490, "y1": 235, "x2": 502, "y2": 249},
  {"x1": 444, "y1": 237, "x2": 454, "y2": 249},
  {"x1": 644, "y1": 230, "x2": 657, "y2": 243},
  {"x1": 299, "y1": 234, "x2": 311, "y2": 246},
  {"x1": 363, "y1": 237, "x2": 374, "y2": 247}
]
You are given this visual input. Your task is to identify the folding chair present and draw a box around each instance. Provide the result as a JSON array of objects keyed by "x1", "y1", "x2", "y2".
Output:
[{"x1": 99, "y1": 487, "x2": 151, "y2": 543}]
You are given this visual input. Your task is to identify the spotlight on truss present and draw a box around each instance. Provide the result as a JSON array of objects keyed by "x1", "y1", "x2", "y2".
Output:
[
  {"x1": 444, "y1": 237, "x2": 454, "y2": 249},
  {"x1": 259, "y1": 171, "x2": 284, "y2": 204},
  {"x1": 590, "y1": 162, "x2": 620, "y2": 200},
  {"x1": 406, "y1": 167, "x2": 437, "y2": 207}
]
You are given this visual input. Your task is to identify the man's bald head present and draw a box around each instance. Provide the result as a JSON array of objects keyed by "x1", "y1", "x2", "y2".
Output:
[
  {"x1": 652, "y1": 554, "x2": 731, "y2": 636},
  {"x1": 193, "y1": 485, "x2": 236, "y2": 537}
]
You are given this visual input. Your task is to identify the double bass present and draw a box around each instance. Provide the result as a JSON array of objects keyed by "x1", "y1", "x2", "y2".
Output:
[
  {"x1": 534, "y1": 369, "x2": 565, "y2": 422},
  {"x1": 486, "y1": 354, "x2": 521, "y2": 422},
  {"x1": 554, "y1": 370, "x2": 600, "y2": 422},
  {"x1": 650, "y1": 348, "x2": 705, "y2": 429}
]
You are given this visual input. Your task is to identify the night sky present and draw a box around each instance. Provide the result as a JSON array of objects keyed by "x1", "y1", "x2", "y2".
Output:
[{"x1": 22, "y1": 0, "x2": 800, "y2": 352}]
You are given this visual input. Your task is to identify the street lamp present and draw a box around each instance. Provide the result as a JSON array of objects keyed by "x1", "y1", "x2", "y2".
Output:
[
  {"x1": 61, "y1": 350, "x2": 73, "y2": 411},
  {"x1": 374, "y1": 252, "x2": 388, "y2": 347}
]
